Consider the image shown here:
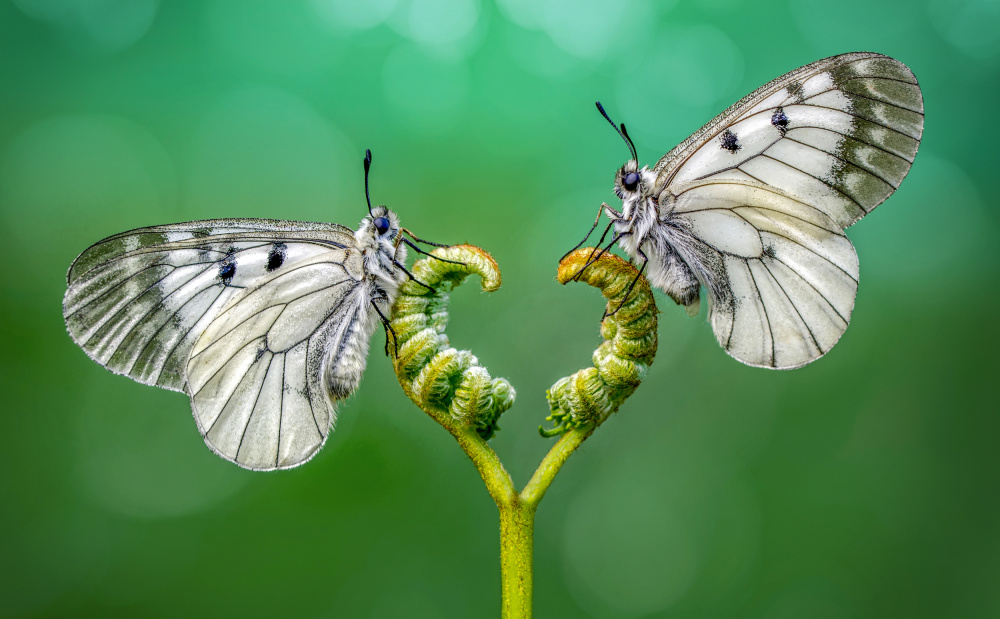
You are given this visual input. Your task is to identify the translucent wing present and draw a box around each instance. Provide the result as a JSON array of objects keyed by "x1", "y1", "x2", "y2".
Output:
[
  {"x1": 63, "y1": 219, "x2": 356, "y2": 391},
  {"x1": 185, "y1": 250, "x2": 378, "y2": 470},
  {"x1": 663, "y1": 178, "x2": 858, "y2": 369},
  {"x1": 649, "y1": 52, "x2": 922, "y2": 368},
  {"x1": 655, "y1": 52, "x2": 923, "y2": 229}
]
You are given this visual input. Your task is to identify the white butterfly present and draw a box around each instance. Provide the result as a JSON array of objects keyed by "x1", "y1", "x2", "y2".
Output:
[
  {"x1": 64, "y1": 150, "x2": 439, "y2": 470},
  {"x1": 576, "y1": 52, "x2": 924, "y2": 369}
]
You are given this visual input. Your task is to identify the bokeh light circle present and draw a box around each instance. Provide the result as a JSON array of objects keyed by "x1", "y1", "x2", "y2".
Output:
[
  {"x1": 185, "y1": 86, "x2": 357, "y2": 220},
  {"x1": 562, "y1": 469, "x2": 700, "y2": 617},
  {"x1": 406, "y1": 0, "x2": 480, "y2": 46},
  {"x1": 615, "y1": 23, "x2": 744, "y2": 149},
  {"x1": 0, "y1": 114, "x2": 176, "y2": 245},
  {"x1": 75, "y1": 378, "x2": 251, "y2": 519},
  {"x1": 382, "y1": 43, "x2": 471, "y2": 136},
  {"x1": 311, "y1": 0, "x2": 399, "y2": 30},
  {"x1": 11, "y1": 0, "x2": 159, "y2": 54}
]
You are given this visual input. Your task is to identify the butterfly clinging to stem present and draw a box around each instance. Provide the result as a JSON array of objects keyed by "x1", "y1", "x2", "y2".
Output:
[
  {"x1": 63, "y1": 149, "x2": 452, "y2": 470},
  {"x1": 570, "y1": 52, "x2": 924, "y2": 369}
]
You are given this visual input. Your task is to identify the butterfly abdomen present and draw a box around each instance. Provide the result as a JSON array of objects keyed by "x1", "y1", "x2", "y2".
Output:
[
  {"x1": 640, "y1": 228, "x2": 702, "y2": 311},
  {"x1": 318, "y1": 276, "x2": 396, "y2": 401}
]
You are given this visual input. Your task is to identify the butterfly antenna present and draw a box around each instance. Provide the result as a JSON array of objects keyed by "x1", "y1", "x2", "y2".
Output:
[
  {"x1": 595, "y1": 101, "x2": 637, "y2": 162},
  {"x1": 363, "y1": 148, "x2": 374, "y2": 217},
  {"x1": 619, "y1": 122, "x2": 638, "y2": 162}
]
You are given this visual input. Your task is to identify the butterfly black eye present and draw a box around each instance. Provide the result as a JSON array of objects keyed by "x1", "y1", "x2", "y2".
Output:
[
  {"x1": 623, "y1": 172, "x2": 640, "y2": 192},
  {"x1": 374, "y1": 216, "x2": 390, "y2": 235}
]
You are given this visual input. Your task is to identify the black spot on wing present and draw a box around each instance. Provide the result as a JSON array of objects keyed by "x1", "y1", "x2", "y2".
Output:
[
  {"x1": 720, "y1": 129, "x2": 741, "y2": 153},
  {"x1": 771, "y1": 107, "x2": 789, "y2": 135},
  {"x1": 786, "y1": 80, "x2": 804, "y2": 103},
  {"x1": 218, "y1": 247, "x2": 237, "y2": 286},
  {"x1": 266, "y1": 243, "x2": 287, "y2": 272}
]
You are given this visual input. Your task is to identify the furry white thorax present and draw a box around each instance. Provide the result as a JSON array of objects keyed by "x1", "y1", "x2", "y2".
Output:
[
  {"x1": 613, "y1": 165, "x2": 660, "y2": 258},
  {"x1": 354, "y1": 205, "x2": 408, "y2": 296},
  {"x1": 611, "y1": 163, "x2": 702, "y2": 312},
  {"x1": 323, "y1": 205, "x2": 409, "y2": 406}
]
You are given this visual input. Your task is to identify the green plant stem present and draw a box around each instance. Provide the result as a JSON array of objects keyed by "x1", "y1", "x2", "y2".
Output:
[
  {"x1": 391, "y1": 246, "x2": 653, "y2": 618},
  {"x1": 520, "y1": 424, "x2": 596, "y2": 509},
  {"x1": 499, "y1": 499, "x2": 534, "y2": 619},
  {"x1": 449, "y1": 427, "x2": 515, "y2": 506},
  {"x1": 447, "y1": 424, "x2": 596, "y2": 619}
]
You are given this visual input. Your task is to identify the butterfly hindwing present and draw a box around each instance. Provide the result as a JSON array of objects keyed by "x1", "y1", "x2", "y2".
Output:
[
  {"x1": 63, "y1": 219, "x2": 356, "y2": 392},
  {"x1": 663, "y1": 179, "x2": 859, "y2": 369},
  {"x1": 185, "y1": 249, "x2": 378, "y2": 470}
]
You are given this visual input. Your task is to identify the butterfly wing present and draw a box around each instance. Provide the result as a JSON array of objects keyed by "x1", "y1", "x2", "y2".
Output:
[
  {"x1": 660, "y1": 178, "x2": 858, "y2": 369},
  {"x1": 655, "y1": 52, "x2": 923, "y2": 228},
  {"x1": 184, "y1": 250, "x2": 379, "y2": 470},
  {"x1": 63, "y1": 219, "x2": 356, "y2": 392},
  {"x1": 650, "y1": 52, "x2": 922, "y2": 368}
]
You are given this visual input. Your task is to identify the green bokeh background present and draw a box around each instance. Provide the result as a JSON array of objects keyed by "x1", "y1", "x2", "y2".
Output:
[{"x1": 2, "y1": 0, "x2": 998, "y2": 617}]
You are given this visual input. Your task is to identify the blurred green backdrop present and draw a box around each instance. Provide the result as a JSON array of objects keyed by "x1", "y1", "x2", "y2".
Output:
[{"x1": 2, "y1": 0, "x2": 998, "y2": 617}]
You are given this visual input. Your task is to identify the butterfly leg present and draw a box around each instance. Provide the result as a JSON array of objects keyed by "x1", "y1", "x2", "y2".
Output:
[
  {"x1": 571, "y1": 230, "x2": 630, "y2": 282},
  {"x1": 401, "y1": 237, "x2": 464, "y2": 266},
  {"x1": 392, "y1": 258, "x2": 437, "y2": 293},
  {"x1": 571, "y1": 203, "x2": 626, "y2": 280},
  {"x1": 569, "y1": 222, "x2": 615, "y2": 281},
  {"x1": 370, "y1": 298, "x2": 399, "y2": 356},
  {"x1": 401, "y1": 228, "x2": 450, "y2": 248},
  {"x1": 561, "y1": 202, "x2": 613, "y2": 261},
  {"x1": 605, "y1": 248, "x2": 647, "y2": 318}
]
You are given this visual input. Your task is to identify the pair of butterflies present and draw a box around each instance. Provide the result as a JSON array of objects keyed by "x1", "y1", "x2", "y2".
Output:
[{"x1": 64, "y1": 52, "x2": 924, "y2": 470}]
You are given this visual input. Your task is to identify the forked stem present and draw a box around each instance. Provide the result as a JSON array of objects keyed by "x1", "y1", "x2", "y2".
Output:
[
  {"x1": 452, "y1": 425, "x2": 594, "y2": 619},
  {"x1": 521, "y1": 424, "x2": 596, "y2": 508},
  {"x1": 389, "y1": 245, "x2": 658, "y2": 619}
]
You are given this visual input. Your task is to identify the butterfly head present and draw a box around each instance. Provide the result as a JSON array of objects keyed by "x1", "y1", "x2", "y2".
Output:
[
  {"x1": 595, "y1": 102, "x2": 656, "y2": 218},
  {"x1": 357, "y1": 205, "x2": 407, "y2": 286},
  {"x1": 357, "y1": 205, "x2": 401, "y2": 249},
  {"x1": 614, "y1": 161, "x2": 658, "y2": 222},
  {"x1": 358, "y1": 148, "x2": 408, "y2": 277},
  {"x1": 613, "y1": 159, "x2": 651, "y2": 197}
]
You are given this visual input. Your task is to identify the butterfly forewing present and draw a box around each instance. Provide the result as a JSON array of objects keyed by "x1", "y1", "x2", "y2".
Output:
[
  {"x1": 655, "y1": 52, "x2": 923, "y2": 229},
  {"x1": 643, "y1": 52, "x2": 922, "y2": 368},
  {"x1": 63, "y1": 219, "x2": 356, "y2": 392}
]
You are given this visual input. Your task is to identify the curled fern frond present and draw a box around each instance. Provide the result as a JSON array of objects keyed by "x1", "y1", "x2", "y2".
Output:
[
  {"x1": 541, "y1": 248, "x2": 658, "y2": 437},
  {"x1": 390, "y1": 245, "x2": 514, "y2": 440}
]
